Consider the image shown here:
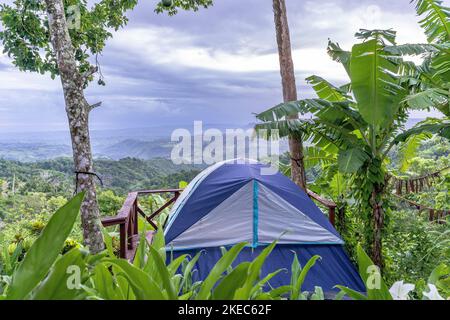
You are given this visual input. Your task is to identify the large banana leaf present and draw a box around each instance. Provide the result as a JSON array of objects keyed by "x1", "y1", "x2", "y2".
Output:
[
  {"x1": 398, "y1": 132, "x2": 433, "y2": 172},
  {"x1": 350, "y1": 38, "x2": 404, "y2": 128},
  {"x1": 338, "y1": 148, "x2": 370, "y2": 173},
  {"x1": 403, "y1": 88, "x2": 449, "y2": 113},
  {"x1": 385, "y1": 43, "x2": 441, "y2": 56}
]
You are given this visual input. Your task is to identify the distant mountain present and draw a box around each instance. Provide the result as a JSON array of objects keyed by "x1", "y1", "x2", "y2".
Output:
[
  {"x1": 0, "y1": 142, "x2": 71, "y2": 162},
  {"x1": 0, "y1": 119, "x2": 426, "y2": 162},
  {"x1": 96, "y1": 139, "x2": 174, "y2": 160}
]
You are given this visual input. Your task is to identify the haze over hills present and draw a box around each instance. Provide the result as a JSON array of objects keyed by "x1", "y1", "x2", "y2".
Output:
[{"x1": 0, "y1": 119, "x2": 424, "y2": 162}]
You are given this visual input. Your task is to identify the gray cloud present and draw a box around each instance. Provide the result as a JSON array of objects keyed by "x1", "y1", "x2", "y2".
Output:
[{"x1": 0, "y1": 0, "x2": 444, "y2": 133}]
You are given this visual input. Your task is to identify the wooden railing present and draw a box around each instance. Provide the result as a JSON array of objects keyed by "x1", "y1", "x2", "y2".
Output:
[
  {"x1": 392, "y1": 194, "x2": 449, "y2": 223},
  {"x1": 101, "y1": 189, "x2": 182, "y2": 259}
]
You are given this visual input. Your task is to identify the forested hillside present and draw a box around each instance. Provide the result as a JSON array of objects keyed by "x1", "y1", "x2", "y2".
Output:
[{"x1": 0, "y1": 157, "x2": 201, "y2": 196}]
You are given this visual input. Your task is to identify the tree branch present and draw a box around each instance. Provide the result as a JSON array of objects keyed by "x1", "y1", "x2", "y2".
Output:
[
  {"x1": 81, "y1": 66, "x2": 98, "y2": 83},
  {"x1": 88, "y1": 101, "x2": 102, "y2": 112}
]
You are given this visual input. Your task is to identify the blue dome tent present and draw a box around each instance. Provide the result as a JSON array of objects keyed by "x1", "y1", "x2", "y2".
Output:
[{"x1": 164, "y1": 160, "x2": 365, "y2": 294}]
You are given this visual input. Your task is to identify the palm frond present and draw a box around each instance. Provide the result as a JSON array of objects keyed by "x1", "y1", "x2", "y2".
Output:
[
  {"x1": 398, "y1": 132, "x2": 433, "y2": 172},
  {"x1": 303, "y1": 146, "x2": 337, "y2": 169},
  {"x1": 255, "y1": 101, "x2": 306, "y2": 122},
  {"x1": 385, "y1": 43, "x2": 440, "y2": 56},
  {"x1": 395, "y1": 117, "x2": 450, "y2": 142},
  {"x1": 306, "y1": 75, "x2": 351, "y2": 102},
  {"x1": 355, "y1": 29, "x2": 397, "y2": 45},
  {"x1": 413, "y1": 0, "x2": 450, "y2": 43},
  {"x1": 327, "y1": 40, "x2": 351, "y2": 75},
  {"x1": 403, "y1": 88, "x2": 449, "y2": 114}
]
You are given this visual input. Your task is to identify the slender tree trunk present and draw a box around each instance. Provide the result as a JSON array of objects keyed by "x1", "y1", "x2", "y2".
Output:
[
  {"x1": 45, "y1": 0, "x2": 104, "y2": 253},
  {"x1": 272, "y1": 0, "x2": 307, "y2": 190},
  {"x1": 371, "y1": 188, "x2": 384, "y2": 268}
]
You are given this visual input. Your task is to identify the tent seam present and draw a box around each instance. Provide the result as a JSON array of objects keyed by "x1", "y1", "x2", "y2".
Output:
[{"x1": 253, "y1": 180, "x2": 259, "y2": 248}]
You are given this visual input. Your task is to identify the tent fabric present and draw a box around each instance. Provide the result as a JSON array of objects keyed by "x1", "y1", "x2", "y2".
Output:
[
  {"x1": 165, "y1": 160, "x2": 340, "y2": 244},
  {"x1": 168, "y1": 181, "x2": 254, "y2": 250},
  {"x1": 257, "y1": 183, "x2": 342, "y2": 244},
  {"x1": 170, "y1": 244, "x2": 366, "y2": 294},
  {"x1": 164, "y1": 160, "x2": 365, "y2": 292}
]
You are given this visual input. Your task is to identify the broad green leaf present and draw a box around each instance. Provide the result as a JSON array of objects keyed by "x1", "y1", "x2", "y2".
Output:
[
  {"x1": 335, "y1": 285, "x2": 368, "y2": 300},
  {"x1": 167, "y1": 254, "x2": 188, "y2": 277},
  {"x1": 92, "y1": 263, "x2": 122, "y2": 300},
  {"x1": 355, "y1": 244, "x2": 392, "y2": 300},
  {"x1": 303, "y1": 146, "x2": 337, "y2": 169},
  {"x1": 250, "y1": 269, "x2": 284, "y2": 298},
  {"x1": 291, "y1": 255, "x2": 321, "y2": 300},
  {"x1": 350, "y1": 39, "x2": 403, "y2": 128},
  {"x1": 181, "y1": 251, "x2": 202, "y2": 293},
  {"x1": 413, "y1": 0, "x2": 450, "y2": 43},
  {"x1": 268, "y1": 285, "x2": 292, "y2": 299},
  {"x1": 133, "y1": 231, "x2": 149, "y2": 269},
  {"x1": 102, "y1": 230, "x2": 116, "y2": 259},
  {"x1": 107, "y1": 259, "x2": 166, "y2": 300},
  {"x1": 212, "y1": 262, "x2": 251, "y2": 300},
  {"x1": 338, "y1": 148, "x2": 369, "y2": 173},
  {"x1": 327, "y1": 40, "x2": 351, "y2": 76},
  {"x1": 148, "y1": 246, "x2": 177, "y2": 300},
  {"x1": 234, "y1": 241, "x2": 277, "y2": 300},
  {"x1": 398, "y1": 133, "x2": 432, "y2": 172},
  {"x1": 195, "y1": 242, "x2": 247, "y2": 300},
  {"x1": 32, "y1": 248, "x2": 86, "y2": 300},
  {"x1": 6, "y1": 192, "x2": 84, "y2": 300},
  {"x1": 306, "y1": 75, "x2": 349, "y2": 102}
]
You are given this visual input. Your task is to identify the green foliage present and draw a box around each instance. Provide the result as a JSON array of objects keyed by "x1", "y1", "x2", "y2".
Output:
[
  {"x1": 0, "y1": 195, "x2": 328, "y2": 300},
  {"x1": 337, "y1": 244, "x2": 393, "y2": 300},
  {"x1": 256, "y1": 29, "x2": 414, "y2": 262},
  {"x1": 383, "y1": 210, "x2": 449, "y2": 286},
  {"x1": 5, "y1": 192, "x2": 84, "y2": 299},
  {"x1": 413, "y1": 0, "x2": 450, "y2": 43},
  {"x1": 155, "y1": 0, "x2": 213, "y2": 16}
]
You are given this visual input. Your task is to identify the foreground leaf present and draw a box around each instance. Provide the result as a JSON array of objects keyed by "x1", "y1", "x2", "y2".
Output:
[{"x1": 6, "y1": 192, "x2": 84, "y2": 300}]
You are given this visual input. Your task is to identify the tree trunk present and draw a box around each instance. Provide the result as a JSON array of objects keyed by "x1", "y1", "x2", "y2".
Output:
[
  {"x1": 371, "y1": 188, "x2": 384, "y2": 268},
  {"x1": 45, "y1": 0, "x2": 104, "y2": 253},
  {"x1": 272, "y1": 0, "x2": 307, "y2": 190}
]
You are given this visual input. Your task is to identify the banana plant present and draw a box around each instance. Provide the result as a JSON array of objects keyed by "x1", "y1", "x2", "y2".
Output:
[
  {"x1": 255, "y1": 27, "x2": 450, "y2": 267},
  {"x1": 385, "y1": 0, "x2": 450, "y2": 124}
]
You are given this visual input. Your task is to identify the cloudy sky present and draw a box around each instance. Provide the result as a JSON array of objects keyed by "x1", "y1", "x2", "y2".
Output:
[{"x1": 0, "y1": 0, "x2": 446, "y2": 133}]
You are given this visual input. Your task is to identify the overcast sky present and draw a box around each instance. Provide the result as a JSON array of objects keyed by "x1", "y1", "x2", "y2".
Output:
[{"x1": 0, "y1": 0, "x2": 446, "y2": 133}]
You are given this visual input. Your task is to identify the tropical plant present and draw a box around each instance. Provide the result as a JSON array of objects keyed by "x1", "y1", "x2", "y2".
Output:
[
  {"x1": 384, "y1": 0, "x2": 450, "y2": 145},
  {"x1": 256, "y1": 29, "x2": 422, "y2": 267},
  {"x1": 0, "y1": 193, "x2": 325, "y2": 300},
  {"x1": 337, "y1": 244, "x2": 449, "y2": 300}
]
